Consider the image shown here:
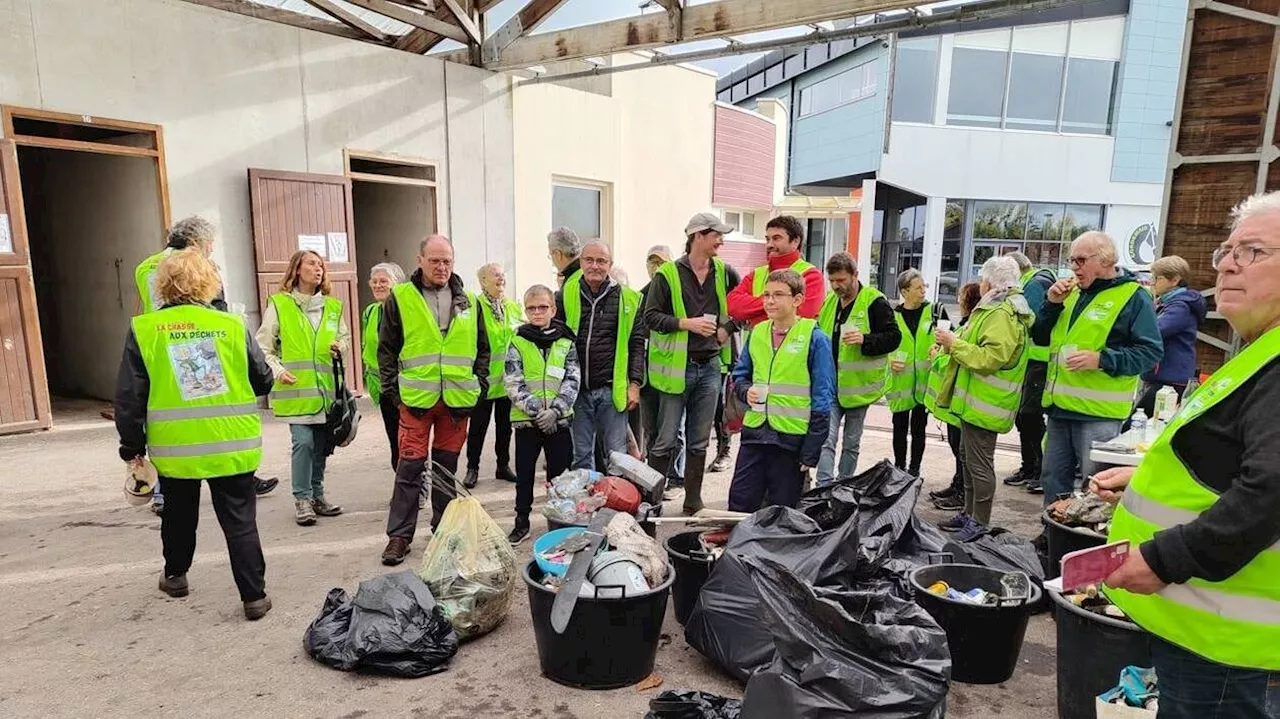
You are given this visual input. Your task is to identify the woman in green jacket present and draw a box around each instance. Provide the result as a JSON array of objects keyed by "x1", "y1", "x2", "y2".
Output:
[{"x1": 361, "y1": 262, "x2": 407, "y2": 469}]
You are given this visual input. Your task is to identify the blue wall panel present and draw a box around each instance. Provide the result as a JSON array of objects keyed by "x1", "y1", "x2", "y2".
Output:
[
  {"x1": 787, "y1": 45, "x2": 888, "y2": 187},
  {"x1": 1111, "y1": 0, "x2": 1187, "y2": 183}
]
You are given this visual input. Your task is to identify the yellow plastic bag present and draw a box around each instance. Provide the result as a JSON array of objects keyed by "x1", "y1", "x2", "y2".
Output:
[{"x1": 417, "y1": 497, "x2": 517, "y2": 640}]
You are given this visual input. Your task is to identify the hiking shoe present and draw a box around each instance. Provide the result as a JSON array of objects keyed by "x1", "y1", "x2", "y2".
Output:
[
  {"x1": 508, "y1": 524, "x2": 530, "y2": 546},
  {"x1": 294, "y1": 498, "x2": 317, "y2": 526},
  {"x1": 932, "y1": 494, "x2": 964, "y2": 511},
  {"x1": 381, "y1": 537, "x2": 411, "y2": 566},
  {"x1": 708, "y1": 450, "x2": 731, "y2": 473},
  {"x1": 938, "y1": 513, "x2": 970, "y2": 532},
  {"x1": 254, "y1": 476, "x2": 279, "y2": 496},
  {"x1": 495, "y1": 465, "x2": 516, "y2": 483},
  {"x1": 1002, "y1": 470, "x2": 1027, "y2": 486},
  {"x1": 954, "y1": 516, "x2": 987, "y2": 542},
  {"x1": 158, "y1": 573, "x2": 189, "y2": 598},
  {"x1": 311, "y1": 497, "x2": 343, "y2": 517},
  {"x1": 463, "y1": 468, "x2": 479, "y2": 489},
  {"x1": 151, "y1": 501, "x2": 165, "y2": 517},
  {"x1": 243, "y1": 596, "x2": 272, "y2": 621},
  {"x1": 1024, "y1": 480, "x2": 1044, "y2": 495},
  {"x1": 928, "y1": 485, "x2": 959, "y2": 501}
]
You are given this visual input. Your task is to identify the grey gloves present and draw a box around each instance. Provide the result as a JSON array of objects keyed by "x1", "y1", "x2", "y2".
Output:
[{"x1": 535, "y1": 408, "x2": 559, "y2": 434}]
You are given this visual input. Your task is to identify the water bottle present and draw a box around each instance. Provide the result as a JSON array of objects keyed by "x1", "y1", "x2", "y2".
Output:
[
  {"x1": 1154, "y1": 385, "x2": 1178, "y2": 421},
  {"x1": 1184, "y1": 371, "x2": 1200, "y2": 401},
  {"x1": 1129, "y1": 408, "x2": 1147, "y2": 445}
]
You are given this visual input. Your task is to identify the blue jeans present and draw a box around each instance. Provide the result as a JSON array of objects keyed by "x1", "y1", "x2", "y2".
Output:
[
  {"x1": 817, "y1": 404, "x2": 869, "y2": 485},
  {"x1": 651, "y1": 360, "x2": 722, "y2": 464},
  {"x1": 1151, "y1": 637, "x2": 1280, "y2": 718},
  {"x1": 289, "y1": 424, "x2": 328, "y2": 499},
  {"x1": 570, "y1": 388, "x2": 629, "y2": 470},
  {"x1": 1038, "y1": 416, "x2": 1121, "y2": 504}
]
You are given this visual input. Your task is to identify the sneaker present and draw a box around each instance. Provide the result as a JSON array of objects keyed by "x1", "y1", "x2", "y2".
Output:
[
  {"x1": 1024, "y1": 480, "x2": 1044, "y2": 495},
  {"x1": 381, "y1": 537, "x2": 411, "y2": 566},
  {"x1": 1002, "y1": 470, "x2": 1027, "y2": 487},
  {"x1": 928, "y1": 485, "x2": 958, "y2": 501},
  {"x1": 158, "y1": 573, "x2": 189, "y2": 598},
  {"x1": 463, "y1": 468, "x2": 479, "y2": 489},
  {"x1": 708, "y1": 450, "x2": 731, "y2": 473},
  {"x1": 932, "y1": 494, "x2": 964, "y2": 511},
  {"x1": 495, "y1": 465, "x2": 516, "y2": 483},
  {"x1": 938, "y1": 513, "x2": 970, "y2": 532},
  {"x1": 254, "y1": 476, "x2": 279, "y2": 496},
  {"x1": 151, "y1": 501, "x2": 164, "y2": 517},
  {"x1": 954, "y1": 516, "x2": 987, "y2": 543},
  {"x1": 312, "y1": 496, "x2": 343, "y2": 517},
  {"x1": 508, "y1": 524, "x2": 530, "y2": 546},
  {"x1": 663, "y1": 484, "x2": 684, "y2": 502},
  {"x1": 294, "y1": 498, "x2": 317, "y2": 526},
  {"x1": 243, "y1": 596, "x2": 272, "y2": 621}
]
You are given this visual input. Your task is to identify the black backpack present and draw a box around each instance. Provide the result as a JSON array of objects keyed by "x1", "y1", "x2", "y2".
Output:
[{"x1": 325, "y1": 354, "x2": 361, "y2": 456}]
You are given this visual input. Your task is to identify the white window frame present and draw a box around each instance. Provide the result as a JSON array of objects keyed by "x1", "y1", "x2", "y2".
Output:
[
  {"x1": 722, "y1": 209, "x2": 759, "y2": 238},
  {"x1": 551, "y1": 176, "x2": 613, "y2": 249},
  {"x1": 797, "y1": 61, "x2": 878, "y2": 119}
]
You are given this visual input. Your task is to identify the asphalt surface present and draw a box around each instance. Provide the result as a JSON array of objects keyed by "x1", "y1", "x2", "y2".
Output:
[{"x1": 0, "y1": 399, "x2": 1059, "y2": 718}]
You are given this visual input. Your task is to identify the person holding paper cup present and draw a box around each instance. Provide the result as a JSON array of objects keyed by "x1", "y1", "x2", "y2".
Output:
[
  {"x1": 886, "y1": 269, "x2": 934, "y2": 478},
  {"x1": 1091, "y1": 192, "x2": 1280, "y2": 714}
]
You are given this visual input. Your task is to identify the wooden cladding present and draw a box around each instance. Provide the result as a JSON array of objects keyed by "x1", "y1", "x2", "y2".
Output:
[
  {"x1": 248, "y1": 169, "x2": 357, "y2": 275},
  {"x1": 0, "y1": 140, "x2": 50, "y2": 433}
]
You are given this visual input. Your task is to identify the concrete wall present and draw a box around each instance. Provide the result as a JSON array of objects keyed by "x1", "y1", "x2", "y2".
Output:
[
  {"x1": 351, "y1": 181, "x2": 434, "y2": 310},
  {"x1": 0, "y1": 0, "x2": 514, "y2": 326},
  {"x1": 789, "y1": 44, "x2": 888, "y2": 186},
  {"x1": 1111, "y1": 0, "x2": 1188, "y2": 183},
  {"x1": 511, "y1": 55, "x2": 716, "y2": 293}
]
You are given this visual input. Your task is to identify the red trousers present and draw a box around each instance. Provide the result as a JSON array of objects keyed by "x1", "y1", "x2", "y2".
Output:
[{"x1": 398, "y1": 402, "x2": 469, "y2": 460}]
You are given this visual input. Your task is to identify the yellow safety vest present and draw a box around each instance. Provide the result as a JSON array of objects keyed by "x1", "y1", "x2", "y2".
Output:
[
  {"x1": 1021, "y1": 268, "x2": 1053, "y2": 363},
  {"x1": 269, "y1": 293, "x2": 342, "y2": 417},
  {"x1": 1043, "y1": 283, "x2": 1142, "y2": 420},
  {"x1": 393, "y1": 282, "x2": 482, "y2": 410},
  {"x1": 886, "y1": 303, "x2": 934, "y2": 413},
  {"x1": 817, "y1": 286, "x2": 889, "y2": 409},
  {"x1": 742, "y1": 319, "x2": 816, "y2": 435},
  {"x1": 479, "y1": 295, "x2": 523, "y2": 400},
  {"x1": 646, "y1": 259, "x2": 730, "y2": 394},
  {"x1": 508, "y1": 336, "x2": 575, "y2": 422},
  {"x1": 561, "y1": 273, "x2": 641, "y2": 412},
  {"x1": 750, "y1": 259, "x2": 816, "y2": 295},
  {"x1": 949, "y1": 299, "x2": 1029, "y2": 434},
  {"x1": 134, "y1": 248, "x2": 174, "y2": 316}
]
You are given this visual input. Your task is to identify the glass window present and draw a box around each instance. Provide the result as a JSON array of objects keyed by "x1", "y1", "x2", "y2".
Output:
[
  {"x1": 552, "y1": 184, "x2": 602, "y2": 241},
  {"x1": 1026, "y1": 203, "x2": 1065, "y2": 243},
  {"x1": 805, "y1": 218, "x2": 827, "y2": 265},
  {"x1": 1005, "y1": 52, "x2": 1065, "y2": 131},
  {"x1": 830, "y1": 217, "x2": 848, "y2": 253},
  {"x1": 784, "y1": 53, "x2": 804, "y2": 76},
  {"x1": 765, "y1": 63, "x2": 783, "y2": 86},
  {"x1": 972, "y1": 201, "x2": 1028, "y2": 241},
  {"x1": 1024, "y1": 241, "x2": 1062, "y2": 269},
  {"x1": 892, "y1": 38, "x2": 939, "y2": 123},
  {"x1": 1062, "y1": 204, "x2": 1103, "y2": 240},
  {"x1": 1062, "y1": 58, "x2": 1118, "y2": 134},
  {"x1": 798, "y1": 62, "x2": 877, "y2": 118},
  {"x1": 947, "y1": 48, "x2": 1008, "y2": 128},
  {"x1": 806, "y1": 44, "x2": 829, "y2": 67}
]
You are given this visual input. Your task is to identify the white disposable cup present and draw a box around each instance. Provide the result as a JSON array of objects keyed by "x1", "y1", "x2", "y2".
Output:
[
  {"x1": 750, "y1": 384, "x2": 769, "y2": 412},
  {"x1": 936, "y1": 319, "x2": 952, "y2": 332},
  {"x1": 1061, "y1": 344, "x2": 1079, "y2": 367},
  {"x1": 702, "y1": 313, "x2": 718, "y2": 326}
]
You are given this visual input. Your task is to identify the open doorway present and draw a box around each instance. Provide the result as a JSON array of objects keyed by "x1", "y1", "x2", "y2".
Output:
[{"x1": 345, "y1": 152, "x2": 437, "y2": 311}]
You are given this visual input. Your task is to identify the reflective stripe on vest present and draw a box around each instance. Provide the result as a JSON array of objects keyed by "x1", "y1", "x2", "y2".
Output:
[
  {"x1": 562, "y1": 272, "x2": 641, "y2": 412},
  {"x1": 1020, "y1": 268, "x2": 1053, "y2": 363},
  {"x1": 1107, "y1": 326, "x2": 1280, "y2": 670},
  {"x1": 742, "y1": 318, "x2": 815, "y2": 435},
  {"x1": 817, "y1": 285, "x2": 888, "y2": 408},
  {"x1": 886, "y1": 303, "x2": 934, "y2": 413},
  {"x1": 924, "y1": 353, "x2": 961, "y2": 427},
  {"x1": 132, "y1": 305, "x2": 262, "y2": 479},
  {"x1": 394, "y1": 282, "x2": 482, "y2": 410},
  {"x1": 134, "y1": 248, "x2": 174, "y2": 316},
  {"x1": 1042, "y1": 282, "x2": 1142, "y2": 419},
  {"x1": 750, "y1": 259, "x2": 816, "y2": 295},
  {"x1": 647, "y1": 259, "x2": 730, "y2": 394},
  {"x1": 950, "y1": 301, "x2": 1029, "y2": 433},
  {"x1": 480, "y1": 296, "x2": 522, "y2": 400},
  {"x1": 269, "y1": 294, "x2": 341, "y2": 418},
  {"x1": 361, "y1": 302, "x2": 382, "y2": 404},
  {"x1": 509, "y1": 335, "x2": 575, "y2": 422}
]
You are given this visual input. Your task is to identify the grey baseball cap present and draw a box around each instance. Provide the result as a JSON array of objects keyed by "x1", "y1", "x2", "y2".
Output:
[
  {"x1": 645, "y1": 244, "x2": 673, "y2": 261},
  {"x1": 684, "y1": 212, "x2": 734, "y2": 235}
]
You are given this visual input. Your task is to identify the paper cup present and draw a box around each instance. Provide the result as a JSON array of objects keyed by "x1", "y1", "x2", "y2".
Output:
[
  {"x1": 750, "y1": 384, "x2": 769, "y2": 412},
  {"x1": 936, "y1": 319, "x2": 952, "y2": 332},
  {"x1": 1061, "y1": 344, "x2": 1078, "y2": 367}
]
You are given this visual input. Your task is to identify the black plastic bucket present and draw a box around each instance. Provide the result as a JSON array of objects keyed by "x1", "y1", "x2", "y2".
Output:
[
  {"x1": 664, "y1": 531, "x2": 716, "y2": 625},
  {"x1": 1043, "y1": 510, "x2": 1107, "y2": 580},
  {"x1": 546, "y1": 514, "x2": 657, "y2": 538},
  {"x1": 1050, "y1": 589, "x2": 1150, "y2": 719},
  {"x1": 910, "y1": 563, "x2": 1042, "y2": 684},
  {"x1": 524, "y1": 560, "x2": 673, "y2": 689}
]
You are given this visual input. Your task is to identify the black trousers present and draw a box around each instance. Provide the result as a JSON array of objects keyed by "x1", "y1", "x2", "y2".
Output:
[
  {"x1": 713, "y1": 371, "x2": 730, "y2": 450},
  {"x1": 946, "y1": 422, "x2": 965, "y2": 493},
  {"x1": 727, "y1": 443, "x2": 802, "y2": 512},
  {"x1": 891, "y1": 405, "x2": 928, "y2": 474},
  {"x1": 466, "y1": 397, "x2": 512, "y2": 471},
  {"x1": 379, "y1": 394, "x2": 400, "y2": 470},
  {"x1": 160, "y1": 472, "x2": 266, "y2": 602},
  {"x1": 1015, "y1": 360, "x2": 1048, "y2": 476},
  {"x1": 514, "y1": 426, "x2": 573, "y2": 524}
]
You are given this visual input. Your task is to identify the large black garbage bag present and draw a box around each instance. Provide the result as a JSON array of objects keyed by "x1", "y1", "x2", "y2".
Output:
[
  {"x1": 942, "y1": 527, "x2": 1045, "y2": 581},
  {"x1": 303, "y1": 571, "x2": 459, "y2": 677},
  {"x1": 645, "y1": 690, "x2": 743, "y2": 719},
  {"x1": 799, "y1": 460, "x2": 929, "y2": 565},
  {"x1": 739, "y1": 558, "x2": 951, "y2": 719},
  {"x1": 684, "y1": 504, "x2": 861, "y2": 681}
]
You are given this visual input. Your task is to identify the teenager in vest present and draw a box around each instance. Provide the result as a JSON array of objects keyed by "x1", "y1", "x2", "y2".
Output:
[
  {"x1": 114, "y1": 250, "x2": 274, "y2": 620},
  {"x1": 1001, "y1": 251, "x2": 1058, "y2": 493},
  {"x1": 726, "y1": 215, "x2": 826, "y2": 326},
  {"x1": 257, "y1": 250, "x2": 350, "y2": 527},
  {"x1": 727, "y1": 270, "x2": 835, "y2": 511},
  {"x1": 378, "y1": 235, "x2": 490, "y2": 565},
  {"x1": 644, "y1": 213, "x2": 741, "y2": 514},
  {"x1": 887, "y1": 269, "x2": 933, "y2": 478},
  {"x1": 504, "y1": 284, "x2": 580, "y2": 545},
  {"x1": 1090, "y1": 192, "x2": 1280, "y2": 715},
  {"x1": 1031, "y1": 232, "x2": 1161, "y2": 514},
  {"x1": 815, "y1": 252, "x2": 901, "y2": 484},
  {"x1": 555, "y1": 240, "x2": 645, "y2": 471},
  {"x1": 361, "y1": 262, "x2": 407, "y2": 471},
  {"x1": 463, "y1": 262, "x2": 522, "y2": 489},
  {"x1": 933, "y1": 256, "x2": 1033, "y2": 540}
]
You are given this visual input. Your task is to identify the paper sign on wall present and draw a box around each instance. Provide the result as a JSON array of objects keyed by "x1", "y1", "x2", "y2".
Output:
[
  {"x1": 298, "y1": 234, "x2": 327, "y2": 258},
  {"x1": 0, "y1": 214, "x2": 12, "y2": 254},
  {"x1": 327, "y1": 232, "x2": 349, "y2": 263}
]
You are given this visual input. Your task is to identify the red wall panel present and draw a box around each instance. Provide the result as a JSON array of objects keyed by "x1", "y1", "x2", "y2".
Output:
[
  {"x1": 719, "y1": 240, "x2": 768, "y2": 279},
  {"x1": 712, "y1": 105, "x2": 776, "y2": 211}
]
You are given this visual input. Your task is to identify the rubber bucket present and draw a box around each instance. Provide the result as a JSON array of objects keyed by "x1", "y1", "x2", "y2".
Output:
[
  {"x1": 524, "y1": 560, "x2": 674, "y2": 689},
  {"x1": 664, "y1": 531, "x2": 716, "y2": 625},
  {"x1": 546, "y1": 514, "x2": 657, "y2": 538},
  {"x1": 1042, "y1": 510, "x2": 1107, "y2": 580},
  {"x1": 1049, "y1": 589, "x2": 1150, "y2": 719},
  {"x1": 910, "y1": 563, "x2": 1042, "y2": 684}
]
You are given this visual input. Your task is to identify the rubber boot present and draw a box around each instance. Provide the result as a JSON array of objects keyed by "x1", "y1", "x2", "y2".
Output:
[{"x1": 682, "y1": 456, "x2": 707, "y2": 515}]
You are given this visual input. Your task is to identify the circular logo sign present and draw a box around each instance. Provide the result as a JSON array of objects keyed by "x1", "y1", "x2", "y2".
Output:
[{"x1": 1128, "y1": 223, "x2": 1158, "y2": 265}]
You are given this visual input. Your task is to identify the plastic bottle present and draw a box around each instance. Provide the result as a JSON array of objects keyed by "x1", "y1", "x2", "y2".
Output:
[
  {"x1": 1184, "y1": 371, "x2": 1200, "y2": 400},
  {"x1": 1129, "y1": 408, "x2": 1147, "y2": 443}
]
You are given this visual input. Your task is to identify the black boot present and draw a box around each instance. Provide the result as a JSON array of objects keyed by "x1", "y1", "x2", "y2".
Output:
[
  {"x1": 682, "y1": 457, "x2": 707, "y2": 515},
  {"x1": 462, "y1": 467, "x2": 479, "y2": 489}
]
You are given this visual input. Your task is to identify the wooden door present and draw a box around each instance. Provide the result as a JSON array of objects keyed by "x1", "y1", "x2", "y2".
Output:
[
  {"x1": 248, "y1": 169, "x2": 361, "y2": 391},
  {"x1": 0, "y1": 140, "x2": 51, "y2": 433}
]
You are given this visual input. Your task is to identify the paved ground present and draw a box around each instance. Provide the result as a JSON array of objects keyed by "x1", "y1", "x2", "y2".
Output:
[{"x1": 0, "y1": 399, "x2": 1057, "y2": 718}]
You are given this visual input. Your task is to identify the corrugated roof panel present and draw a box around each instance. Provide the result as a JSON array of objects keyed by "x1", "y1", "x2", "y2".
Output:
[{"x1": 246, "y1": 0, "x2": 414, "y2": 35}]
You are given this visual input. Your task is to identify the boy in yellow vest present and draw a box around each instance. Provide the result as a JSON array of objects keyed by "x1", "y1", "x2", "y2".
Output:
[{"x1": 726, "y1": 270, "x2": 836, "y2": 511}]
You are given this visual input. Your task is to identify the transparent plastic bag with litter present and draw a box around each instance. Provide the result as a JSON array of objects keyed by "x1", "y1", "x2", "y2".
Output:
[{"x1": 417, "y1": 497, "x2": 517, "y2": 641}]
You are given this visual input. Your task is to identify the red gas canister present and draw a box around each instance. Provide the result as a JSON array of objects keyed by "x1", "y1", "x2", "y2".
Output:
[{"x1": 592, "y1": 477, "x2": 642, "y2": 515}]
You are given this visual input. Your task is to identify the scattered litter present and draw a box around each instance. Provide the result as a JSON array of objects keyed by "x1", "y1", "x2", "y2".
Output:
[
  {"x1": 1063, "y1": 584, "x2": 1132, "y2": 620},
  {"x1": 635, "y1": 673, "x2": 664, "y2": 692},
  {"x1": 1098, "y1": 665, "x2": 1158, "y2": 715},
  {"x1": 645, "y1": 690, "x2": 742, "y2": 719},
  {"x1": 418, "y1": 497, "x2": 517, "y2": 640},
  {"x1": 608, "y1": 451, "x2": 665, "y2": 497},
  {"x1": 604, "y1": 512, "x2": 669, "y2": 587},
  {"x1": 1049, "y1": 492, "x2": 1114, "y2": 534}
]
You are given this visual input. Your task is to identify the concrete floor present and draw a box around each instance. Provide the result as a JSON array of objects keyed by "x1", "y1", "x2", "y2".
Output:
[{"x1": 0, "y1": 400, "x2": 1058, "y2": 718}]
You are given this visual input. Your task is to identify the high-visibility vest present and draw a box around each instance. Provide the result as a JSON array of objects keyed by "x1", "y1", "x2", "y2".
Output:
[
  {"x1": 134, "y1": 248, "x2": 174, "y2": 316},
  {"x1": 361, "y1": 302, "x2": 382, "y2": 404},
  {"x1": 886, "y1": 303, "x2": 934, "y2": 413},
  {"x1": 1107, "y1": 326, "x2": 1280, "y2": 670},
  {"x1": 132, "y1": 304, "x2": 262, "y2": 479},
  {"x1": 647, "y1": 259, "x2": 730, "y2": 394},
  {"x1": 923, "y1": 352, "x2": 960, "y2": 427},
  {"x1": 1042, "y1": 283, "x2": 1142, "y2": 420},
  {"x1": 562, "y1": 273, "x2": 641, "y2": 412},
  {"x1": 750, "y1": 259, "x2": 816, "y2": 295},
  {"x1": 1021, "y1": 268, "x2": 1054, "y2": 363},
  {"x1": 508, "y1": 335, "x2": 575, "y2": 422},
  {"x1": 478, "y1": 295, "x2": 523, "y2": 400},
  {"x1": 742, "y1": 318, "x2": 816, "y2": 435},
  {"x1": 269, "y1": 293, "x2": 342, "y2": 417},
  {"x1": 817, "y1": 285, "x2": 889, "y2": 409},
  {"x1": 949, "y1": 300, "x2": 1029, "y2": 433},
  {"x1": 393, "y1": 282, "x2": 482, "y2": 410}
]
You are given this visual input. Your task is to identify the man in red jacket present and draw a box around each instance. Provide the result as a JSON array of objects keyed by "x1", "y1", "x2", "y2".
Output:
[{"x1": 727, "y1": 215, "x2": 827, "y2": 326}]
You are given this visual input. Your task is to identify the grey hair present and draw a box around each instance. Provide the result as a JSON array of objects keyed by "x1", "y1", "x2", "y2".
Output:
[
  {"x1": 476, "y1": 262, "x2": 504, "y2": 282},
  {"x1": 979, "y1": 255, "x2": 1022, "y2": 292},
  {"x1": 167, "y1": 216, "x2": 216, "y2": 250},
  {"x1": 547, "y1": 226, "x2": 582, "y2": 258},
  {"x1": 1006, "y1": 251, "x2": 1033, "y2": 274},
  {"x1": 369, "y1": 262, "x2": 406, "y2": 284},
  {"x1": 419, "y1": 234, "x2": 453, "y2": 254},
  {"x1": 1073, "y1": 231, "x2": 1118, "y2": 266},
  {"x1": 1230, "y1": 191, "x2": 1280, "y2": 230},
  {"x1": 897, "y1": 268, "x2": 924, "y2": 292}
]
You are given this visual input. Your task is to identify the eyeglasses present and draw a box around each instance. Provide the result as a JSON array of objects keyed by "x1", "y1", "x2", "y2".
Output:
[
  {"x1": 1067, "y1": 253, "x2": 1098, "y2": 268},
  {"x1": 525, "y1": 304, "x2": 552, "y2": 313},
  {"x1": 762, "y1": 291, "x2": 799, "y2": 301},
  {"x1": 424, "y1": 258, "x2": 452, "y2": 267},
  {"x1": 1212, "y1": 244, "x2": 1280, "y2": 269}
]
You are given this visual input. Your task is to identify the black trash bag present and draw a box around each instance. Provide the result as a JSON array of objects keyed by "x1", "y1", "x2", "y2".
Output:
[
  {"x1": 684, "y1": 504, "x2": 861, "y2": 682},
  {"x1": 799, "y1": 460, "x2": 928, "y2": 565},
  {"x1": 942, "y1": 527, "x2": 1045, "y2": 581},
  {"x1": 646, "y1": 690, "x2": 743, "y2": 719},
  {"x1": 303, "y1": 571, "x2": 459, "y2": 677},
  {"x1": 739, "y1": 557, "x2": 951, "y2": 719}
]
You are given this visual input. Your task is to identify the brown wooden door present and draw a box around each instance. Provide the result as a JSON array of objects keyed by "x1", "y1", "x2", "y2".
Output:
[
  {"x1": 248, "y1": 169, "x2": 361, "y2": 391},
  {"x1": 0, "y1": 140, "x2": 51, "y2": 433}
]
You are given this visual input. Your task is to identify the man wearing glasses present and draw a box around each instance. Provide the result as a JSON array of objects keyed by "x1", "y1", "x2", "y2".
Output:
[{"x1": 1030, "y1": 231, "x2": 1162, "y2": 520}]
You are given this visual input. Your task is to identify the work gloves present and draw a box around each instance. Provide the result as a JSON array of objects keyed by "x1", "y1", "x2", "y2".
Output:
[{"x1": 535, "y1": 408, "x2": 560, "y2": 434}]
